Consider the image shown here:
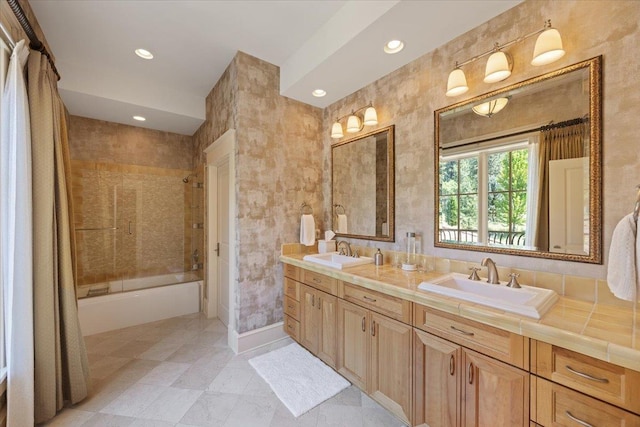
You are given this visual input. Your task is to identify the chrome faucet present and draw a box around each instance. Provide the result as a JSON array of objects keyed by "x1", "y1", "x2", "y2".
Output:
[
  {"x1": 337, "y1": 240, "x2": 352, "y2": 257},
  {"x1": 481, "y1": 257, "x2": 500, "y2": 284}
]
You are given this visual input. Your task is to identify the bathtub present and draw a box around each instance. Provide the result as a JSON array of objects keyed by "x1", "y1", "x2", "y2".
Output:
[{"x1": 78, "y1": 273, "x2": 202, "y2": 335}]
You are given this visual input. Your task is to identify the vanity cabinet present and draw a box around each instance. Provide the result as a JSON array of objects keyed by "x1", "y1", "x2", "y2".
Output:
[
  {"x1": 530, "y1": 340, "x2": 640, "y2": 425},
  {"x1": 299, "y1": 284, "x2": 337, "y2": 368},
  {"x1": 413, "y1": 303, "x2": 529, "y2": 426},
  {"x1": 337, "y1": 298, "x2": 413, "y2": 425}
]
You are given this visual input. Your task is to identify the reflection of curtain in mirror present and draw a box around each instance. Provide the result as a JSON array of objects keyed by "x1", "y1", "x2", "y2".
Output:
[
  {"x1": 534, "y1": 120, "x2": 589, "y2": 251},
  {"x1": 525, "y1": 136, "x2": 540, "y2": 247}
]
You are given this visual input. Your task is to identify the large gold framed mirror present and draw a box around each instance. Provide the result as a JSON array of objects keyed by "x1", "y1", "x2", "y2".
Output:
[
  {"x1": 434, "y1": 56, "x2": 602, "y2": 263},
  {"x1": 332, "y1": 125, "x2": 395, "y2": 242}
]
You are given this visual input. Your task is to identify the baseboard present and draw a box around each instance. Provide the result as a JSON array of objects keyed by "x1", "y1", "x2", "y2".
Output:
[{"x1": 228, "y1": 321, "x2": 288, "y2": 354}]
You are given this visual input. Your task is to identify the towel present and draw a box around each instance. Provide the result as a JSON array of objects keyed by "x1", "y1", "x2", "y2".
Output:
[
  {"x1": 300, "y1": 214, "x2": 316, "y2": 246},
  {"x1": 336, "y1": 214, "x2": 348, "y2": 234},
  {"x1": 607, "y1": 213, "x2": 640, "y2": 301}
]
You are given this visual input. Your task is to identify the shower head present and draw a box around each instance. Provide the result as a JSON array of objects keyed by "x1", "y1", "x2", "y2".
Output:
[{"x1": 183, "y1": 174, "x2": 196, "y2": 183}]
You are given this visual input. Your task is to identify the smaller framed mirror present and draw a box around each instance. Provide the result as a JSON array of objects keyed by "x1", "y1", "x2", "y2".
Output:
[{"x1": 332, "y1": 125, "x2": 395, "y2": 242}]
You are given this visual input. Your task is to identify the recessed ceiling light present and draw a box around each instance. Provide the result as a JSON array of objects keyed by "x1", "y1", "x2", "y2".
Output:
[
  {"x1": 312, "y1": 89, "x2": 326, "y2": 97},
  {"x1": 134, "y1": 48, "x2": 154, "y2": 59},
  {"x1": 133, "y1": 116, "x2": 146, "y2": 121},
  {"x1": 384, "y1": 40, "x2": 404, "y2": 54}
]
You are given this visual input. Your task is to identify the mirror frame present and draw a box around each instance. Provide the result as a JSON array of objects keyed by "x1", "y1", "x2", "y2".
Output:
[
  {"x1": 434, "y1": 56, "x2": 602, "y2": 263},
  {"x1": 332, "y1": 125, "x2": 395, "y2": 242}
]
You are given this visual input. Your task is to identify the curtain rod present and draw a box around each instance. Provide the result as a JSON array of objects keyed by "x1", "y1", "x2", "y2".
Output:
[
  {"x1": 7, "y1": 0, "x2": 60, "y2": 80},
  {"x1": 440, "y1": 116, "x2": 589, "y2": 151}
]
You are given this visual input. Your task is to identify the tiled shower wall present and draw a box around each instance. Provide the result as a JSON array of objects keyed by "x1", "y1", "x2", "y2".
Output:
[{"x1": 68, "y1": 116, "x2": 199, "y2": 288}]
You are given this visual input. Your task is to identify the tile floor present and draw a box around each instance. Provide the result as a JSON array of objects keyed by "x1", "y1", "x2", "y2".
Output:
[{"x1": 44, "y1": 313, "x2": 407, "y2": 426}]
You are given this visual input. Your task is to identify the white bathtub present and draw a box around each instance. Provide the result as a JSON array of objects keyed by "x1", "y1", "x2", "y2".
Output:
[{"x1": 78, "y1": 276, "x2": 202, "y2": 336}]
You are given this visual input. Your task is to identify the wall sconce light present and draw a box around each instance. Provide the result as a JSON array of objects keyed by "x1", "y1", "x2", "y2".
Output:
[
  {"x1": 445, "y1": 19, "x2": 565, "y2": 97},
  {"x1": 331, "y1": 103, "x2": 378, "y2": 139},
  {"x1": 472, "y1": 97, "x2": 510, "y2": 117}
]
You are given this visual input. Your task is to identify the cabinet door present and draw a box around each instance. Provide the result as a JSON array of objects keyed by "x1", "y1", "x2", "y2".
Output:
[
  {"x1": 318, "y1": 292, "x2": 337, "y2": 368},
  {"x1": 463, "y1": 349, "x2": 529, "y2": 427},
  {"x1": 337, "y1": 299, "x2": 369, "y2": 389},
  {"x1": 370, "y1": 312, "x2": 413, "y2": 425},
  {"x1": 414, "y1": 329, "x2": 461, "y2": 427},
  {"x1": 299, "y1": 284, "x2": 319, "y2": 354}
]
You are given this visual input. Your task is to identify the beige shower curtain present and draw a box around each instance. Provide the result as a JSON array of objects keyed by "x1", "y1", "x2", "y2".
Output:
[
  {"x1": 27, "y1": 50, "x2": 90, "y2": 423},
  {"x1": 534, "y1": 121, "x2": 588, "y2": 251}
]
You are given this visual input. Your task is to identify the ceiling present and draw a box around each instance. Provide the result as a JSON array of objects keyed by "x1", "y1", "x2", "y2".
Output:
[{"x1": 30, "y1": 0, "x2": 521, "y2": 136}]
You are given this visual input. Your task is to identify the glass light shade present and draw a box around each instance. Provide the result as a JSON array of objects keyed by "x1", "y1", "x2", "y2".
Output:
[
  {"x1": 346, "y1": 115, "x2": 362, "y2": 133},
  {"x1": 531, "y1": 28, "x2": 565, "y2": 66},
  {"x1": 446, "y1": 68, "x2": 468, "y2": 97},
  {"x1": 363, "y1": 107, "x2": 378, "y2": 126},
  {"x1": 331, "y1": 122, "x2": 344, "y2": 139},
  {"x1": 484, "y1": 51, "x2": 512, "y2": 83},
  {"x1": 472, "y1": 97, "x2": 509, "y2": 117}
]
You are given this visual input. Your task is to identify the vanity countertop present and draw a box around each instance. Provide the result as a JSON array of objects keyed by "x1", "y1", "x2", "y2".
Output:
[{"x1": 280, "y1": 252, "x2": 640, "y2": 372}]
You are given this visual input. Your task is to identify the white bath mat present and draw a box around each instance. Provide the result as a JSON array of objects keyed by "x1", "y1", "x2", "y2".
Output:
[{"x1": 248, "y1": 342, "x2": 350, "y2": 417}]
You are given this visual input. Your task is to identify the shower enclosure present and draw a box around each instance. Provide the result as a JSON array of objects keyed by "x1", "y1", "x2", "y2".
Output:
[{"x1": 71, "y1": 161, "x2": 204, "y2": 298}]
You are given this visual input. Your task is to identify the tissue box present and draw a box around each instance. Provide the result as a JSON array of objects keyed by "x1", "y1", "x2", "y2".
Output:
[{"x1": 318, "y1": 240, "x2": 336, "y2": 253}]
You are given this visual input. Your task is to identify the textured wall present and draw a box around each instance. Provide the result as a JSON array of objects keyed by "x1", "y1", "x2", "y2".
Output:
[
  {"x1": 323, "y1": 0, "x2": 640, "y2": 280},
  {"x1": 192, "y1": 52, "x2": 324, "y2": 333},
  {"x1": 69, "y1": 116, "x2": 193, "y2": 170}
]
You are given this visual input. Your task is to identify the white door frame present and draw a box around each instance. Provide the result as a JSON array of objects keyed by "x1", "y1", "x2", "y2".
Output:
[{"x1": 204, "y1": 129, "x2": 236, "y2": 343}]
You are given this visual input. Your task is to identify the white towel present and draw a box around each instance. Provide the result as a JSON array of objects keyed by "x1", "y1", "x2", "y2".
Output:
[
  {"x1": 336, "y1": 214, "x2": 348, "y2": 234},
  {"x1": 300, "y1": 214, "x2": 316, "y2": 246},
  {"x1": 607, "y1": 213, "x2": 640, "y2": 301}
]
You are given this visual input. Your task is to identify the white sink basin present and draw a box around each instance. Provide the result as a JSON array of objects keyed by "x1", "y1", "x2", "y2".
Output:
[
  {"x1": 418, "y1": 272, "x2": 558, "y2": 319},
  {"x1": 303, "y1": 252, "x2": 374, "y2": 270}
]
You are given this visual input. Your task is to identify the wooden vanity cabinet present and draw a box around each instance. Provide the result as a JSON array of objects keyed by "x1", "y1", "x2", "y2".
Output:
[
  {"x1": 299, "y1": 283, "x2": 337, "y2": 368},
  {"x1": 413, "y1": 304, "x2": 529, "y2": 427},
  {"x1": 337, "y1": 298, "x2": 413, "y2": 425},
  {"x1": 414, "y1": 328, "x2": 529, "y2": 427}
]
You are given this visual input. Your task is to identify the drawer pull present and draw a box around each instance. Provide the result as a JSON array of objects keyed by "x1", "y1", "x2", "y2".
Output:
[
  {"x1": 313, "y1": 277, "x2": 321, "y2": 283},
  {"x1": 449, "y1": 355, "x2": 455, "y2": 376},
  {"x1": 565, "y1": 365, "x2": 610, "y2": 384},
  {"x1": 371, "y1": 320, "x2": 376, "y2": 337},
  {"x1": 318, "y1": 298, "x2": 321, "y2": 310},
  {"x1": 311, "y1": 295, "x2": 315, "y2": 307},
  {"x1": 468, "y1": 363, "x2": 474, "y2": 384},
  {"x1": 362, "y1": 316, "x2": 366, "y2": 332},
  {"x1": 451, "y1": 326, "x2": 475, "y2": 336},
  {"x1": 287, "y1": 305, "x2": 294, "y2": 310},
  {"x1": 363, "y1": 295, "x2": 377, "y2": 303},
  {"x1": 565, "y1": 411, "x2": 594, "y2": 427}
]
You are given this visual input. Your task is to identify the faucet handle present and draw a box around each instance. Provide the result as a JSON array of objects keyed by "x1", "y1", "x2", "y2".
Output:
[
  {"x1": 352, "y1": 249, "x2": 359, "y2": 258},
  {"x1": 506, "y1": 273, "x2": 521, "y2": 288},
  {"x1": 468, "y1": 267, "x2": 481, "y2": 281}
]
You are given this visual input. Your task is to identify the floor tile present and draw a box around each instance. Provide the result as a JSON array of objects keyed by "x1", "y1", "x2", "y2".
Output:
[
  {"x1": 221, "y1": 394, "x2": 279, "y2": 427},
  {"x1": 137, "y1": 340, "x2": 183, "y2": 361},
  {"x1": 100, "y1": 383, "x2": 167, "y2": 417},
  {"x1": 316, "y1": 404, "x2": 363, "y2": 427},
  {"x1": 80, "y1": 412, "x2": 136, "y2": 426},
  {"x1": 207, "y1": 366, "x2": 255, "y2": 394},
  {"x1": 42, "y1": 408, "x2": 95, "y2": 426},
  {"x1": 138, "y1": 387, "x2": 203, "y2": 423},
  {"x1": 138, "y1": 361, "x2": 190, "y2": 386},
  {"x1": 179, "y1": 391, "x2": 240, "y2": 426},
  {"x1": 89, "y1": 356, "x2": 132, "y2": 380}
]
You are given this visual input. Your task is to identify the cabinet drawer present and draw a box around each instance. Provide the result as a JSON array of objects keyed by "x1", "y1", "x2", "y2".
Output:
[
  {"x1": 284, "y1": 315, "x2": 300, "y2": 341},
  {"x1": 342, "y1": 283, "x2": 411, "y2": 323},
  {"x1": 532, "y1": 376, "x2": 640, "y2": 426},
  {"x1": 414, "y1": 304, "x2": 528, "y2": 369},
  {"x1": 284, "y1": 278, "x2": 300, "y2": 301},
  {"x1": 532, "y1": 341, "x2": 640, "y2": 414},
  {"x1": 302, "y1": 270, "x2": 337, "y2": 295},
  {"x1": 284, "y1": 264, "x2": 299, "y2": 281},
  {"x1": 284, "y1": 296, "x2": 300, "y2": 321}
]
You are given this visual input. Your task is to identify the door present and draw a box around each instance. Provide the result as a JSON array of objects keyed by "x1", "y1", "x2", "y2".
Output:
[
  {"x1": 369, "y1": 312, "x2": 413, "y2": 425},
  {"x1": 414, "y1": 329, "x2": 461, "y2": 427},
  {"x1": 299, "y1": 285, "x2": 319, "y2": 354},
  {"x1": 216, "y1": 159, "x2": 230, "y2": 326},
  {"x1": 337, "y1": 300, "x2": 369, "y2": 389},
  {"x1": 463, "y1": 349, "x2": 529, "y2": 427},
  {"x1": 549, "y1": 157, "x2": 588, "y2": 255},
  {"x1": 317, "y1": 292, "x2": 337, "y2": 368}
]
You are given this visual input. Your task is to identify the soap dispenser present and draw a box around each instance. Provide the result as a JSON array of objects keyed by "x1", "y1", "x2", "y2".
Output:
[{"x1": 374, "y1": 249, "x2": 384, "y2": 266}]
